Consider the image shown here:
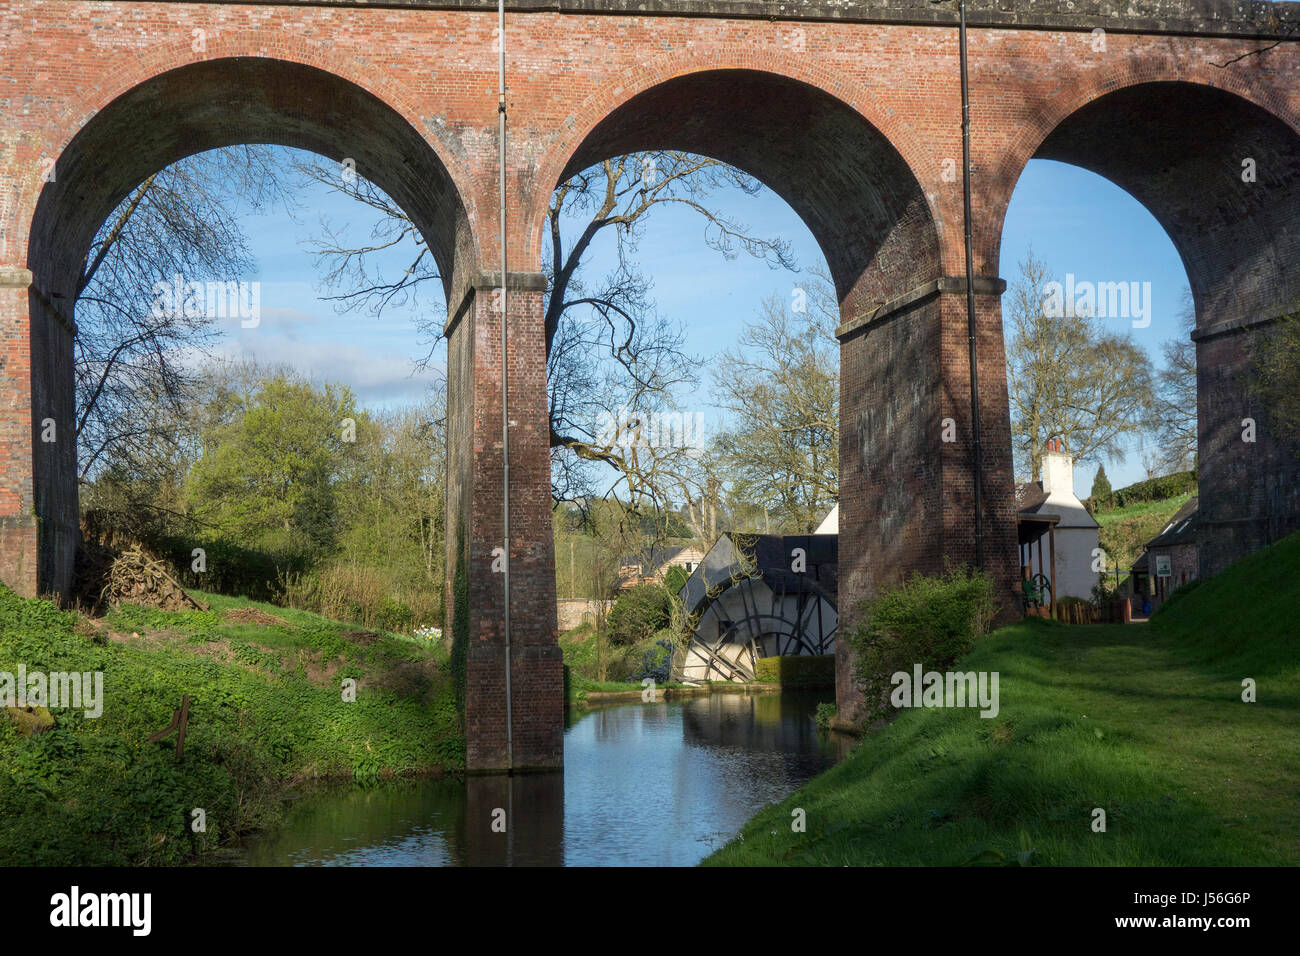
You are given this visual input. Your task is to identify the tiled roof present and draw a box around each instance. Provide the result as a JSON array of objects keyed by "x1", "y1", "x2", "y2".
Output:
[
  {"x1": 1145, "y1": 496, "x2": 1199, "y2": 549},
  {"x1": 1015, "y1": 480, "x2": 1049, "y2": 513}
]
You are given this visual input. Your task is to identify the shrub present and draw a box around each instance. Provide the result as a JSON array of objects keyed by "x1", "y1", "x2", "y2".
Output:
[
  {"x1": 627, "y1": 637, "x2": 676, "y2": 684},
  {"x1": 277, "y1": 563, "x2": 438, "y2": 632},
  {"x1": 155, "y1": 534, "x2": 311, "y2": 603},
  {"x1": 815, "y1": 701, "x2": 837, "y2": 730},
  {"x1": 375, "y1": 598, "x2": 415, "y2": 634},
  {"x1": 845, "y1": 568, "x2": 997, "y2": 724},
  {"x1": 753, "y1": 654, "x2": 836, "y2": 685},
  {"x1": 1106, "y1": 471, "x2": 1196, "y2": 511},
  {"x1": 664, "y1": 564, "x2": 690, "y2": 595},
  {"x1": 607, "y1": 584, "x2": 672, "y2": 647}
]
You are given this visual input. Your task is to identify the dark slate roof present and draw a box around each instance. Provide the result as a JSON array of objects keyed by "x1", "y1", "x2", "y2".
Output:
[
  {"x1": 1015, "y1": 480, "x2": 1049, "y2": 513},
  {"x1": 1129, "y1": 497, "x2": 1199, "y2": 572},
  {"x1": 679, "y1": 533, "x2": 838, "y2": 617},
  {"x1": 1145, "y1": 496, "x2": 1199, "y2": 549},
  {"x1": 1014, "y1": 478, "x2": 1098, "y2": 530}
]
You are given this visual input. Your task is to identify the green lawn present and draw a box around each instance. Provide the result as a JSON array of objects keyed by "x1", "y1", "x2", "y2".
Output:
[
  {"x1": 0, "y1": 588, "x2": 462, "y2": 865},
  {"x1": 1093, "y1": 492, "x2": 1196, "y2": 527},
  {"x1": 706, "y1": 531, "x2": 1300, "y2": 866}
]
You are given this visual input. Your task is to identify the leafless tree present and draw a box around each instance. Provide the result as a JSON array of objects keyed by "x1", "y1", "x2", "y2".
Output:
[
  {"x1": 75, "y1": 146, "x2": 287, "y2": 506},
  {"x1": 1150, "y1": 292, "x2": 1198, "y2": 474},
  {"x1": 709, "y1": 272, "x2": 839, "y2": 533},
  {"x1": 294, "y1": 150, "x2": 797, "y2": 510},
  {"x1": 1006, "y1": 252, "x2": 1155, "y2": 481}
]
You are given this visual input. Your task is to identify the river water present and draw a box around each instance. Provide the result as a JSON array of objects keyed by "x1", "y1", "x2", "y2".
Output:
[{"x1": 235, "y1": 690, "x2": 848, "y2": 866}]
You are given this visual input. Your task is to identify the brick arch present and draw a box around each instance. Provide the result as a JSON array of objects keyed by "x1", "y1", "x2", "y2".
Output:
[
  {"x1": 22, "y1": 53, "x2": 480, "y2": 596},
  {"x1": 529, "y1": 55, "x2": 942, "y2": 315},
  {"x1": 26, "y1": 53, "x2": 479, "y2": 301},
  {"x1": 985, "y1": 67, "x2": 1300, "y2": 300},
  {"x1": 525, "y1": 56, "x2": 1023, "y2": 736},
  {"x1": 12, "y1": 29, "x2": 481, "y2": 277},
  {"x1": 986, "y1": 70, "x2": 1300, "y2": 583}
]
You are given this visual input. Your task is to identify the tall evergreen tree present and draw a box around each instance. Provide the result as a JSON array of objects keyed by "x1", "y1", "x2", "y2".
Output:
[{"x1": 1090, "y1": 464, "x2": 1113, "y2": 506}]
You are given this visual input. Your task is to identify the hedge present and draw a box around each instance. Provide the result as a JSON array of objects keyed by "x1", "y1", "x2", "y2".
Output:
[
  {"x1": 1091, "y1": 470, "x2": 1196, "y2": 512},
  {"x1": 753, "y1": 654, "x2": 836, "y2": 685}
]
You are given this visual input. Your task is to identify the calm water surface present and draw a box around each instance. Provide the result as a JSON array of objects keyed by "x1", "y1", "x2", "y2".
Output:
[{"x1": 237, "y1": 691, "x2": 849, "y2": 866}]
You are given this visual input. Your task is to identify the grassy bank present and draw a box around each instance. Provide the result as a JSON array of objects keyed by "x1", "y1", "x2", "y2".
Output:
[
  {"x1": 1094, "y1": 491, "x2": 1195, "y2": 574},
  {"x1": 707, "y1": 531, "x2": 1300, "y2": 866},
  {"x1": 0, "y1": 588, "x2": 462, "y2": 865},
  {"x1": 561, "y1": 621, "x2": 680, "y2": 703}
]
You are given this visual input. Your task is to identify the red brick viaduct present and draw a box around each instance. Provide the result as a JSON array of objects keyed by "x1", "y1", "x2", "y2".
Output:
[{"x1": 0, "y1": 0, "x2": 1296, "y2": 771}]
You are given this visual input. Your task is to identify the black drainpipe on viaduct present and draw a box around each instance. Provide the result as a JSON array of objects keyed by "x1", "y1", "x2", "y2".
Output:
[{"x1": 934, "y1": 0, "x2": 987, "y2": 570}]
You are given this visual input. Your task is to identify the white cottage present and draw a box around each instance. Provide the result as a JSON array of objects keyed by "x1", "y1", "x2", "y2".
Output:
[{"x1": 1015, "y1": 440, "x2": 1101, "y2": 602}]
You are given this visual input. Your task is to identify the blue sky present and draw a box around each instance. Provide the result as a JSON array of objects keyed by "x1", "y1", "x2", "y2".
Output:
[{"x1": 228, "y1": 148, "x2": 1191, "y2": 493}]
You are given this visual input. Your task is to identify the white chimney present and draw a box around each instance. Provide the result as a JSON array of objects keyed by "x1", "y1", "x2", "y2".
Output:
[
  {"x1": 1040, "y1": 439, "x2": 1074, "y2": 498},
  {"x1": 815, "y1": 504, "x2": 838, "y2": 534}
]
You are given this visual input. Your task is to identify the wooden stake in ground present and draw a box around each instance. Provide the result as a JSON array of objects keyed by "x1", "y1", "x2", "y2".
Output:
[{"x1": 147, "y1": 694, "x2": 191, "y2": 762}]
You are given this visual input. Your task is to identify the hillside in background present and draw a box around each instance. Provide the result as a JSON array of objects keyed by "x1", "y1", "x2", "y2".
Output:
[
  {"x1": 1095, "y1": 491, "x2": 1196, "y2": 574},
  {"x1": 1088, "y1": 471, "x2": 1197, "y2": 575}
]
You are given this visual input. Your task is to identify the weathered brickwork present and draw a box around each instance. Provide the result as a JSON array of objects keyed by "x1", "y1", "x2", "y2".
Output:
[
  {"x1": 0, "y1": 0, "x2": 1295, "y2": 765},
  {"x1": 448, "y1": 276, "x2": 564, "y2": 771},
  {"x1": 1196, "y1": 323, "x2": 1300, "y2": 578}
]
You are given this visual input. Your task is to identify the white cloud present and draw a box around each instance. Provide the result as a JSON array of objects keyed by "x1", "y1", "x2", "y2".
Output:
[{"x1": 194, "y1": 336, "x2": 445, "y2": 407}]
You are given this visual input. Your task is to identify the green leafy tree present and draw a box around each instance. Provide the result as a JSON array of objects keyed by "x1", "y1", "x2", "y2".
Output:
[
  {"x1": 186, "y1": 374, "x2": 362, "y2": 550},
  {"x1": 333, "y1": 395, "x2": 446, "y2": 585},
  {"x1": 607, "y1": 583, "x2": 672, "y2": 647},
  {"x1": 292, "y1": 459, "x2": 339, "y2": 554},
  {"x1": 664, "y1": 564, "x2": 689, "y2": 595}
]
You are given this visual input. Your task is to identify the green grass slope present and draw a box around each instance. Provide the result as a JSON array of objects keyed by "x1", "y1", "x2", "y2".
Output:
[
  {"x1": 706, "y1": 531, "x2": 1300, "y2": 866},
  {"x1": 1095, "y1": 491, "x2": 1195, "y2": 574},
  {"x1": 0, "y1": 588, "x2": 462, "y2": 865}
]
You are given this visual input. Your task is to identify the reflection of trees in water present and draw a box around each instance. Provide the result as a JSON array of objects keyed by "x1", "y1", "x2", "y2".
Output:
[
  {"x1": 679, "y1": 692, "x2": 832, "y2": 757},
  {"x1": 241, "y1": 778, "x2": 466, "y2": 865},
  {"x1": 249, "y1": 699, "x2": 843, "y2": 867},
  {"x1": 588, "y1": 703, "x2": 669, "y2": 743},
  {"x1": 249, "y1": 773, "x2": 568, "y2": 867}
]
